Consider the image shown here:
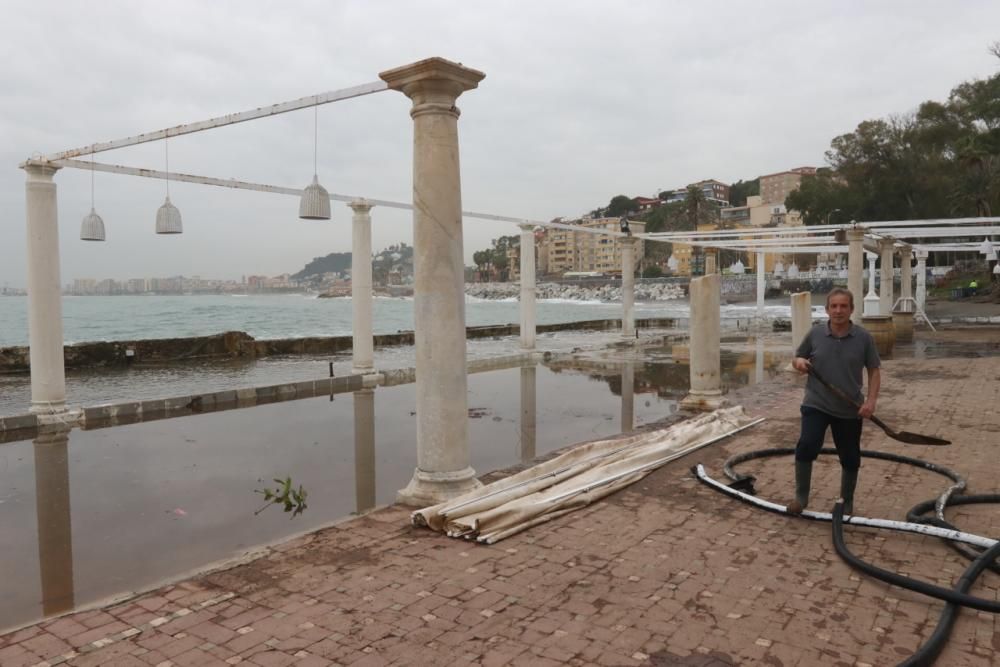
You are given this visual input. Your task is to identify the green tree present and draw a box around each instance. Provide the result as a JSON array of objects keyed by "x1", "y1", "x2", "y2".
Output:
[
  {"x1": 606, "y1": 195, "x2": 639, "y2": 217},
  {"x1": 787, "y1": 61, "x2": 1000, "y2": 225},
  {"x1": 684, "y1": 185, "x2": 707, "y2": 230},
  {"x1": 728, "y1": 179, "x2": 759, "y2": 206}
]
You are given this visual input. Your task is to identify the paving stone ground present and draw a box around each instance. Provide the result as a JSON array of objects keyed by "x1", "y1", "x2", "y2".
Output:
[{"x1": 3, "y1": 356, "x2": 999, "y2": 666}]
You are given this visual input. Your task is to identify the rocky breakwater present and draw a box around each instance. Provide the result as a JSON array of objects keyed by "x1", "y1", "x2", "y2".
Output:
[{"x1": 466, "y1": 281, "x2": 685, "y2": 302}]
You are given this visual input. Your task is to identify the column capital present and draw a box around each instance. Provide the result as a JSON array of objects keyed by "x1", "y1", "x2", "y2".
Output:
[
  {"x1": 348, "y1": 198, "x2": 374, "y2": 214},
  {"x1": 877, "y1": 238, "x2": 896, "y2": 252},
  {"x1": 22, "y1": 160, "x2": 60, "y2": 181},
  {"x1": 518, "y1": 223, "x2": 535, "y2": 233},
  {"x1": 845, "y1": 227, "x2": 866, "y2": 242},
  {"x1": 915, "y1": 248, "x2": 929, "y2": 260},
  {"x1": 379, "y1": 58, "x2": 485, "y2": 118}
]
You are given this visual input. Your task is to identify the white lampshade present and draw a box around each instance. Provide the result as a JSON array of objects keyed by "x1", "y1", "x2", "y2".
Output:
[
  {"x1": 155, "y1": 196, "x2": 183, "y2": 234},
  {"x1": 80, "y1": 207, "x2": 106, "y2": 241},
  {"x1": 980, "y1": 237, "x2": 997, "y2": 261},
  {"x1": 299, "y1": 175, "x2": 331, "y2": 220}
]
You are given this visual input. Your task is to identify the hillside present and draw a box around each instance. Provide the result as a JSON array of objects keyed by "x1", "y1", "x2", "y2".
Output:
[{"x1": 293, "y1": 243, "x2": 414, "y2": 283}]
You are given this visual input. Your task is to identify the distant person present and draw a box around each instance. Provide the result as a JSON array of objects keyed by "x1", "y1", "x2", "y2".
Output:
[
  {"x1": 788, "y1": 288, "x2": 881, "y2": 516},
  {"x1": 969, "y1": 279, "x2": 978, "y2": 290}
]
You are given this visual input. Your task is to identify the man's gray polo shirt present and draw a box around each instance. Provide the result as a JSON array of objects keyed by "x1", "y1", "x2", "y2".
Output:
[{"x1": 795, "y1": 320, "x2": 881, "y2": 419}]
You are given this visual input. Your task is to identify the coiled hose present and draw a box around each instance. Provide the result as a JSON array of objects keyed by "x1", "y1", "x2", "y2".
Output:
[{"x1": 697, "y1": 448, "x2": 1000, "y2": 666}]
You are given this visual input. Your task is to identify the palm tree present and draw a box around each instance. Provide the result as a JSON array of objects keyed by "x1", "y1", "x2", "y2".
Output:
[{"x1": 684, "y1": 184, "x2": 707, "y2": 231}]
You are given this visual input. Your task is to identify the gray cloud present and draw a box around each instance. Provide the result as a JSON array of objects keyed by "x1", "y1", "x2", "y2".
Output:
[{"x1": 2, "y1": 0, "x2": 998, "y2": 287}]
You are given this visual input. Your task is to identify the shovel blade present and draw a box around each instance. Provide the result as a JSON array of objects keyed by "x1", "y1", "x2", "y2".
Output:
[{"x1": 891, "y1": 431, "x2": 951, "y2": 446}]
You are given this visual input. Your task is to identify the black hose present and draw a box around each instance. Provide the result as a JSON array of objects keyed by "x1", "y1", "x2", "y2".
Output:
[
  {"x1": 907, "y1": 494, "x2": 1000, "y2": 574},
  {"x1": 897, "y1": 537, "x2": 1000, "y2": 666},
  {"x1": 706, "y1": 449, "x2": 1000, "y2": 665},
  {"x1": 723, "y1": 447, "x2": 966, "y2": 500},
  {"x1": 832, "y1": 502, "x2": 1000, "y2": 612}
]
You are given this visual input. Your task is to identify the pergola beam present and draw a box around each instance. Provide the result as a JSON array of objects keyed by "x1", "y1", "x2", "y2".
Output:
[
  {"x1": 52, "y1": 158, "x2": 635, "y2": 238},
  {"x1": 36, "y1": 81, "x2": 389, "y2": 163}
]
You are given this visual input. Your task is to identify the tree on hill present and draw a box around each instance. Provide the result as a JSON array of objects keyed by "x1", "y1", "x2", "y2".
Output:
[
  {"x1": 786, "y1": 55, "x2": 1000, "y2": 226},
  {"x1": 728, "y1": 178, "x2": 759, "y2": 206},
  {"x1": 292, "y1": 253, "x2": 352, "y2": 281},
  {"x1": 606, "y1": 194, "x2": 639, "y2": 217}
]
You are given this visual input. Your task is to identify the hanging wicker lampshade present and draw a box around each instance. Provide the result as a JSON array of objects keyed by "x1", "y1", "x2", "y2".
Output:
[
  {"x1": 299, "y1": 175, "x2": 331, "y2": 220},
  {"x1": 80, "y1": 207, "x2": 106, "y2": 241},
  {"x1": 155, "y1": 196, "x2": 183, "y2": 234}
]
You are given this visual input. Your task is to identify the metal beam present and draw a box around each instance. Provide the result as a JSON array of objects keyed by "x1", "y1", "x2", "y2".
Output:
[
  {"x1": 53, "y1": 158, "x2": 635, "y2": 238},
  {"x1": 37, "y1": 81, "x2": 389, "y2": 163}
]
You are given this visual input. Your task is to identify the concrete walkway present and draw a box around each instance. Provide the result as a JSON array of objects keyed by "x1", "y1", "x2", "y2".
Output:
[{"x1": 3, "y1": 357, "x2": 999, "y2": 666}]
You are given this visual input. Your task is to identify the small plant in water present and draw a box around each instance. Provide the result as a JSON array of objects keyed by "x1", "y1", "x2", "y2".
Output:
[{"x1": 255, "y1": 477, "x2": 308, "y2": 518}]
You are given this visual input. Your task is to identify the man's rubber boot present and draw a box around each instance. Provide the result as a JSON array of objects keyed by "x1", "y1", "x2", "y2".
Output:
[
  {"x1": 787, "y1": 460, "x2": 812, "y2": 515},
  {"x1": 840, "y1": 467, "x2": 859, "y2": 516}
]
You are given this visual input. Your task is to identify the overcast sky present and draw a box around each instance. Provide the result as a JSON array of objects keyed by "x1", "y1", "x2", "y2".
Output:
[{"x1": 1, "y1": 1, "x2": 998, "y2": 288}]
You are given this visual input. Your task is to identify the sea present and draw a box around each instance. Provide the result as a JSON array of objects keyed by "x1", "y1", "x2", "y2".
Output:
[{"x1": 0, "y1": 293, "x2": 801, "y2": 347}]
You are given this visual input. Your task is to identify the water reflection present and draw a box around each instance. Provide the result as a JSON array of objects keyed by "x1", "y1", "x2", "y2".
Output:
[
  {"x1": 2, "y1": 360, "x2": 683, "y2": 633},
  {"x1": 621, "y1": 361, "x2": 634, "y2": 432},
  {"x1": 519, "y1": 366, "x2": 536, "y2": 462},
  {"x1": 755, "y1": 336, "x2": 765, "y2": 385},
  {"x1": 354, "y1": 389, "x2": 376, "y2": 513},
  {"x1": 34, "y1": 430, "x2": 75, "y2": 617}
]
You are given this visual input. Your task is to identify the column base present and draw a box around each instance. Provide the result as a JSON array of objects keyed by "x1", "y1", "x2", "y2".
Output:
[
  {"x1": 33, "y1": 407, "x2": 81, "y2": 427},
  {"x1": 680, "y1": 391, "x2": 728, "y2": 412},
  {"x1": 30, "y1": 400, "x2": 67, "y2": 416},
  {"x1": 397, "y1": 465, "x2": 482, "y2": 507}
]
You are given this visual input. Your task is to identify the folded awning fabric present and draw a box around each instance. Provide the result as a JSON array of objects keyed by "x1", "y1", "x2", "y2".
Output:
[{"x1": 412, "y1": 406, "x2": 760, "y2": 544}]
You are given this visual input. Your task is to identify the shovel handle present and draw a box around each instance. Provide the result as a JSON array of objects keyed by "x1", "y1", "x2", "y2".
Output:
[{"x1": 807, "y1": 366, "x2": 863, "y2": 411}]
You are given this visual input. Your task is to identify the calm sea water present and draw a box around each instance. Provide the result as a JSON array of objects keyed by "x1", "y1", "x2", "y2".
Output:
[{"x1": 0, "y1": 294, "x2": 797, "y2": 347}]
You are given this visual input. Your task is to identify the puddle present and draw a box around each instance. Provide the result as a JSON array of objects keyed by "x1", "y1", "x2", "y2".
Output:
[{"x1": 0, "y1": 361, "x2": 681, "y2": 632}]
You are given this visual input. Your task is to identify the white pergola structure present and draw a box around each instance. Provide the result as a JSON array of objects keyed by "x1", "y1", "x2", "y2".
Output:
[
  {"x1": 19, "y1": 56, "x2": 646, "y2": 505},
  {"x1": 642, "y1": 218, "x2": 1000, "y2": 319}
]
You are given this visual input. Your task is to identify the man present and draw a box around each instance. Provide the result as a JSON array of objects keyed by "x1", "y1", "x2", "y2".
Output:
[{"x1": 788, "y1": 288, "x2": 881, "y2": 515}]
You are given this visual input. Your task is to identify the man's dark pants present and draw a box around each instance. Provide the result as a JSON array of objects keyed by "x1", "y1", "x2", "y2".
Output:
[
  {"x1": 795, "y1": 405, "x2": 863, "y2": 469},
  {"x1": 793, "y1": 406, "x2": 863, "y2": 512}
]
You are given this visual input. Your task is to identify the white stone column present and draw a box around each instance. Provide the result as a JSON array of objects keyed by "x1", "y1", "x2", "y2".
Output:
[
  {"x1": 519, "y1": 365, "x2": 536, "y2": 463},
  {"x1": 790, "y1": 291, "x2": 812, "y2": 352},
  {"x1": 518, "y1": 224, "x2": 536, "y2": 349},
  {"x1": 621, "y1": 361, "x2": 634, "y2": 431},
  {"x1": 879, "y1": 240, "x2": 895, "y2": 317},
  {"x1": 381, "y1": 58, "x2": 485, "y2": 506},
  {"x1": 353, "y1": 388, "x2": 376, "y2": 513},
  {"x1": 681, "y1": 274, "x2": 726, "y2": 411},
  {"x1": 846, "y1": 227, "x2": 865, "y2": 318},
  {"x1": 915, "y1": 249, "x2": 928, "y2": 312},
  {"x1": 899, "y1": 245, "x2": 913, "y2": 311},
  {"x1": 705, "y1": 249, "x2": 717, "y2": 275},
  {"x1": 864, "y1": 252, "x2": 880, "y2": 316},
  {"x1": 621, "y1": 237, "x2": 636, "y2": 339},
  {"x1": 34, "y1": 429, "x2": 74, "y2": 615},
  {"x1": 24, "y1": 163, "x2": 67, "y2": 414},
  {"x1": 755, "y1": 251, "x2": 766, "y2": 322},
  {"x1": 349, "y1": 199, "x2": 375, "y2": 375}
]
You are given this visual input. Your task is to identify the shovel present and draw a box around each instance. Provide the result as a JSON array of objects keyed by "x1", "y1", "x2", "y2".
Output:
[{"x1": 807, "y1": 366, "x2": 950, "y2": 446}]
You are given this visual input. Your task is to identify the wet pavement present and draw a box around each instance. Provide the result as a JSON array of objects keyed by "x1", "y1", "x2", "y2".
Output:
[{"x1": 1, "y1": 328, "x2": 999, "y2": 666}]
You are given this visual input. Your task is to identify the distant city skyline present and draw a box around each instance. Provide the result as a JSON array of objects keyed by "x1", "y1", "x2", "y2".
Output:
[{"x1": 3, "y1": 2, "x2": 1000, "y2": 288}]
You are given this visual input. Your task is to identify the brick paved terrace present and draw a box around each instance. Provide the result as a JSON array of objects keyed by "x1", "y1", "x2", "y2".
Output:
[{"x1": 2, "y1": 355, "x2": 999, "y2": 666}]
